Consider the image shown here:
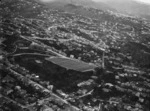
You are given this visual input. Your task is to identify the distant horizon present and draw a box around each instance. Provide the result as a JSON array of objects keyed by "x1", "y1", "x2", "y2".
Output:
[
  {"x1": 40, "y1": 0, "x2": 150, "y2": 4},
  {"x1": 93, "y1": 0, "x2": 150, "y2": 4}
]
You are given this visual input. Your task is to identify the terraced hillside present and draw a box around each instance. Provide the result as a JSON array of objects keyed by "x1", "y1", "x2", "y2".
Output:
[{"x1": 0, "y1": 0, "x2": 150, "y2": 111}]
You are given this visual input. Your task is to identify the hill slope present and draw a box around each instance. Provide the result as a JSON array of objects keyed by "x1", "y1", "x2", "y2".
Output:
[
  {"x1": 41, "y1": 0, "x2": 116, "y2": 12},
  {"x1": 1, "y1": 0, "x2": 150, "y2": 111},
  {"x1": 97, "y1": 0, "x2": 150, "y2": 20}
]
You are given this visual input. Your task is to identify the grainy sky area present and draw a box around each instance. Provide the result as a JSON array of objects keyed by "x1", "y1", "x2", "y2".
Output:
[
  {"x1": 41, "y1": 0, "x2": 150, "y2": 4},
  {"x1": 133, "y1": 0, "x2": 150, "y2": 4},
  {"x1": 93, "y1": 0, "x2": 150, "y2": 4}
]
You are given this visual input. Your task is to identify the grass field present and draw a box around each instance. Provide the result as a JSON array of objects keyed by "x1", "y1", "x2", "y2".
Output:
[{"x1": 45, "y1": 57, "x2": 97, "y2": 72}]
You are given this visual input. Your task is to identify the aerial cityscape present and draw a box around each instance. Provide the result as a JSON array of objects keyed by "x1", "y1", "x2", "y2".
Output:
[{"x1": 0, "y1": 0, "x2": 150, "y2": 111}]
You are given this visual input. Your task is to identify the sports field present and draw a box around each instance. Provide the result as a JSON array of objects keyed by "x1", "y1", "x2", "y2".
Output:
[{"x1": 45, "y1": 57, "x2": 97, "y2": 72}]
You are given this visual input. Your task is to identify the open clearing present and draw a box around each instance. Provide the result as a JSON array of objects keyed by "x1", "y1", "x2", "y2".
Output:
[{"x1": 45, "y1": 57, "x2": 97, "y2": 72}]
